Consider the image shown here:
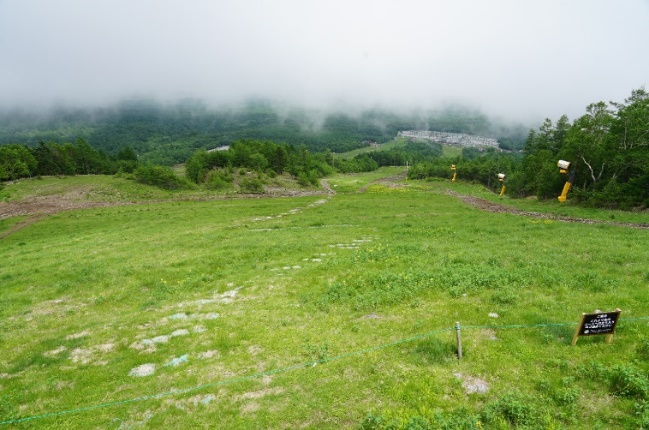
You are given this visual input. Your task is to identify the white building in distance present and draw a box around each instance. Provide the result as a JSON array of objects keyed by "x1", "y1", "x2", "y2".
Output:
[{"x1": 398, "y1": 130, "x2": 499, "y2": 148}]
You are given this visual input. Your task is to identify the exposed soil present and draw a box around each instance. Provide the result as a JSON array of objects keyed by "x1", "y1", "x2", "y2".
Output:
[
  {"x1": 0, "y1": 196, "x2": 119, "y2": 219},
  {"x1": 357, "y1": 172, "x2": 408, "y2": 193},
  {"x1": 0, "y1": 184, "x2": 334, "y2": 239},
  {"x1": 445, "y1": 189, "x2": 649, "y2": 230}
]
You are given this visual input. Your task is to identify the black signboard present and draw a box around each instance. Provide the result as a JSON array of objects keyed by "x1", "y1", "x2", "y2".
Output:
[
  {"x1": 572, "y1": 309, "x2": 622, "y2": 345},
  {"x1": 578, "y1": 310, "x2": 621, "y2": 336}
]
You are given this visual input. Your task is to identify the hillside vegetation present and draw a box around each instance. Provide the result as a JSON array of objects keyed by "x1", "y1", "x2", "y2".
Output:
[
  {"x1": 0, "y1": 100, "x2": 527, "y2": 165},
  {"x1": 4, "y1": 88, "x2": 648, "y2": 210},
  {"x1": 1, "y1": 170, "x2": 648, "y2": 428}
]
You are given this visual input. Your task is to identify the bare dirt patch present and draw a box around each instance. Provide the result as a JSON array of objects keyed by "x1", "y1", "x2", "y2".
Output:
[
  {"x1": 357, "y1": 173, "x2": 408, "y2": 193},
  {"x1": 446, "y1": 189, "x2": 649, "y2": 229},
  {"x1": 0, "y1": 181, "x2": 332, "y2": 238},
  {"x1": 129, "y1": 363, "x2": 156, "y2": 377},
  {"x1": 454, "y1": 372, "x2": 489, "y2": 394},
  {"x1": 0, "y1": 193, "x2": 120, "y2": 220}
]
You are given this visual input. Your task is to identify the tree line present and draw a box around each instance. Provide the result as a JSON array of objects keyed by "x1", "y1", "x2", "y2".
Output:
[
  {"x1": 409, "y1": 88, "x2": 649, "y2": 209},
  {"x1": 0, "y1": 139, "x2": 139, "y2": 181}
]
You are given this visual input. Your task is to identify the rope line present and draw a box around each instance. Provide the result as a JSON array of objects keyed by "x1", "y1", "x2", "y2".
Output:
[{"x1": 1, "y1": 317, "x2": 647, "y2": 426}]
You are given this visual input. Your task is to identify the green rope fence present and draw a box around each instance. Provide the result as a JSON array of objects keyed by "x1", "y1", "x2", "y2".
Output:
[{"x1": 2, "y1": 316, "x2": 648, "y2": 426}]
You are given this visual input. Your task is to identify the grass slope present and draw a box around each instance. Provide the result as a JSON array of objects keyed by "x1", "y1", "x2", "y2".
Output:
[
  {"x1": 1, "y1": 170, "x2": 648, "y2": 429},
  {"x1": 336, "y1": 138, "x2": 462, "y2": 160}
]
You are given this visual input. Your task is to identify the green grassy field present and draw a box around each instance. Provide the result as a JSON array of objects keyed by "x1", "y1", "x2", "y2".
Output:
[{"x1": 1, "y1": 170, "x2": 648, "y2": 428}]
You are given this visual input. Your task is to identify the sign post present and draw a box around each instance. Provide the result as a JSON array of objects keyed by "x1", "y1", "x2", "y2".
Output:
[{"x1": 571, "y1": 309, "x2": 621, "y2": 346}]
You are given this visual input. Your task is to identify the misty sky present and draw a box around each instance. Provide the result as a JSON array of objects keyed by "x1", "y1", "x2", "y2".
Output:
[{"x1": 1, "y1": 0, "x2": 648, "y2": 122}]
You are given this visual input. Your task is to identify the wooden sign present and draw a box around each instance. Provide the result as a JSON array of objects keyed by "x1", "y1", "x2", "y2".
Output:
[{"x1": 571, "y1": 309, "x2": 621, "y2": 346}]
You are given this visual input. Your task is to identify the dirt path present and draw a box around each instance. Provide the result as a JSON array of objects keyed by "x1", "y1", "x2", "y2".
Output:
[
  {"x1": 320, "y1": 179, "x2": 335, "y2": 194},
  {"x1": 445, "y1": 189, "x2": 649, "y2": 230},
  {"x1": 357, "y1": 172, "x2": 408, "y2": 193}
]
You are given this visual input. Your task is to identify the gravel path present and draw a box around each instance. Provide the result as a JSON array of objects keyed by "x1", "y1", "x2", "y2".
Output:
[{"x1": 445, "y1": 189, "x2": 649, "y2": 229}]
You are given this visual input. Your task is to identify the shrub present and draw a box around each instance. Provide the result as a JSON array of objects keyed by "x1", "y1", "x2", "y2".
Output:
[
  {"x1": 134, "y1": 164, "x2": 191, "y2": 190},
  {"x1": 205, "y1": 169, "x2": 233, "y2": 190},
  {"x1": 239, "y1": 177, "x2": 264, "y2": 193},
  {"x1": 297, "y1": 173, "x2": 311, "y2": 187}
]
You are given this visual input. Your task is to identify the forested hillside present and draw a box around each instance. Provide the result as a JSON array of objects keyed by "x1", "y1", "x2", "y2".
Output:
[{"x1": 0, "y1": 99, "x2": 527, "y2": 165}]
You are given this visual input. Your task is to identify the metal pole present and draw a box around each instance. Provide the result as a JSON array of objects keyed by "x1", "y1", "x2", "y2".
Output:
[{"x1": 455, "y1": 321, "x2": 462, "y2": 359}]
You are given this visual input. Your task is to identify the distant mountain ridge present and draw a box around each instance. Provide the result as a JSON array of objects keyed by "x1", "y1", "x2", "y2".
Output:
[{"x1": 0, "y1": 98, "x2": 528, "y2": 165}]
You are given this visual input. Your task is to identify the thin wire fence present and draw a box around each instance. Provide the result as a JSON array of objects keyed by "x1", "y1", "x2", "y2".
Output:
[{"x1": 2, "y1": 316, "x2": 648, "y2": 426}]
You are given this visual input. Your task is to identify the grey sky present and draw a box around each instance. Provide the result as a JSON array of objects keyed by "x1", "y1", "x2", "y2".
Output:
[{"x1": 1, "y1": 0, "x2": 648, "y2": 122}]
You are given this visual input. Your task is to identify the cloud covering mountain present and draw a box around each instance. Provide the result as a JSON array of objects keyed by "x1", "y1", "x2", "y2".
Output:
[{"x1": 1, "y1": 0, "x2": 647, "y2": 122}]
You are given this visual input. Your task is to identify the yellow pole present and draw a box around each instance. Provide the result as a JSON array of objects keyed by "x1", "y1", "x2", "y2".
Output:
[
  {"x1": 452, "y1": 172, "x2": 457, "y2": 182},
  {"x1": 558, "y1": 181, "x2": 572, "y2": 203},
  {"x1": 499, "y1": 185, "x2": 506, "y2": 196}
]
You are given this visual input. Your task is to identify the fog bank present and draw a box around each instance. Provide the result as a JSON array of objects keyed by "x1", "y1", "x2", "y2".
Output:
[{"x1": 1, "y1": 0, "x2": 647, "y2": 123}]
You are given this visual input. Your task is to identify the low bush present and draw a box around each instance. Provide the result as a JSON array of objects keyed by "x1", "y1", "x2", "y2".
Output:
[
  {"x1": 239, "y1": 177, "x2": 264, "y2": 193},
  {"x1": 134, "y1": 164, "x2": 191, "y2": 190},
  {"x1": 205, "y1": 169, "x2": 233, "y2": 190}
]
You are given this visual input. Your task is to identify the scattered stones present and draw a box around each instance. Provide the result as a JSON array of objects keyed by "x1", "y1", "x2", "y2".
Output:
[
  {"x1": 70, "y1": 348, "x2": 93, "y2": 365},
  {"x1": 151, "y1": 335, "x2": 170, "y2": 344},
  {"x1": 165, "y1": 354, "x2": 189, "y2": 367},
  {"x1": 96, "y1": 343, "x2": 115, "y2": 353},
  {"x1": 200, "y1": 395, "x2": 215, "y2": 405},
  {"x1": 203, "y1": 313, "x2": 220, "y2": 320},
  {"x1": 66, "y1": 330, "x2": 90, "y2": 340},
  {"x1": 129, "y1": 363, "x2": 156, "y2": 377},
  {"x1": 168, "y1": 313, "x2": 188, "y2": 320},
  {"x1": 193, "y1": 325, "x2": 206, "y2": 333},
  {"x1": 171, "y1": 329, "x2": 190, "y2": 337},
  {"x1": 329, "y1": 243, "x2": 360, "y2": 249},
  {"x1": 134, "y1": 335, "x2": 169, "y2": 350},
  {"x1": 215, "y1": 288, "x2": 239, "y2": 303},
  {"x1": 198, "y1": 350, "x2": 220, "y2": 359},
  {"x1": 488, "y1": 313, "x2": 499, "y2": 318},
  {"x1": 43, "y1": 345, "x2": 67, "y2": 357}
]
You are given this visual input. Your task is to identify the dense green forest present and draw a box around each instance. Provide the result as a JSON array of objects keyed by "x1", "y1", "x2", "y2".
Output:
[
  {"x1": 0, "y1": 98, "x2": 527, "y2": 165},
  {"x1": 409, "y1": 88, "x2": 649, "y2": 209}
]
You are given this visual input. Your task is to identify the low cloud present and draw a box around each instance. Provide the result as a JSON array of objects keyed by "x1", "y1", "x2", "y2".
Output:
[{"x1": 0, "y1": 0, "x2": 647, "y2": 122}]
